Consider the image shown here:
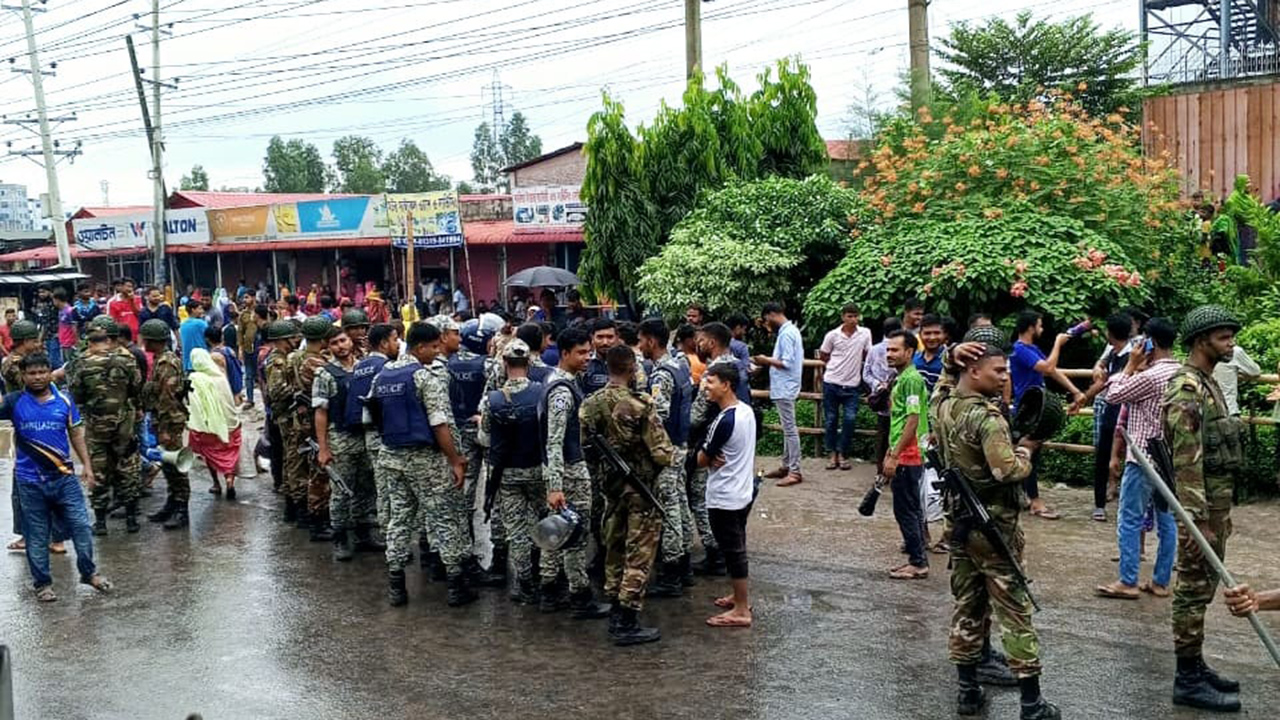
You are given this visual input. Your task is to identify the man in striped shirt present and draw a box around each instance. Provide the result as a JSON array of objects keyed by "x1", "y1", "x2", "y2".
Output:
[{"x1": 1095, "y1": 318, "x2": 1180, "y2": 600}]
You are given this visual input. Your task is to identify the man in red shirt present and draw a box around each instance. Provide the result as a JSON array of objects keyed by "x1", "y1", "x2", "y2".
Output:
[{"x1": 107, "y1": 278, "x2": 141, "y2": 340}]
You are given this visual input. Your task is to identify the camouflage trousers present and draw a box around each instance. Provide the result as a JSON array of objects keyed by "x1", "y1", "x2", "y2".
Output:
[
  {"x1": 657, "y1": 447, "x2": 693, "y2": 563},
  {"x1": 278, "y1": 417, "x2": 306, "y2": 504},
  {"x1": 603, "y1": 491, "x2": 662, "y2": 611},
  {"x1": 948, "y1": 523, "x2": 1042, "y2": 678},
  {"x1": 326, "y1": 430, "x2": 376, "y2": 531},
  {"x1": 379, "y1": 448, "x2": 470, "y2": 572},
  {"x1": 367, "y1": 431, "x2": 387, "y2": 529},
  {"x1": 87, "y1": 414, "x2": 141, "y2": 511},
  {"x1": 1172, "y1": 510, "x2": 1232, "y2": 658},
  {"x1": 687, "y1": 466, "x2": 718, "y2": 551},
  {"x1": 459, "y1": 422, "x2": 504, "y2": 547},
  {"x1": 497, "y1": 470, "x2": 546, "y2": 581},
  {"x1": 543, "y1": 470, "x2": 593, "y2": 593},
  {"x1": 157, "y1": 421, "x2": 190, "y2": 503}
]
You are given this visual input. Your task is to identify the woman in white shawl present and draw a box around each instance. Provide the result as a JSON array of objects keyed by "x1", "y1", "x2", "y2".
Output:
[{"x1": 186, "y1": 348, "x2": 243, "y2": 500}]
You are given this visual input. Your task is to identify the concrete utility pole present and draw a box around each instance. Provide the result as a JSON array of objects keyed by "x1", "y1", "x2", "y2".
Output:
[
  {"x1": 908, "y1": 0, "x2": 932, "y2": 110},
  {"x1": 1219, "y1": 0, "x2": 1232, "y2": 79},
  {"x1": 685, "y1": 0, "x2": 702, "y2": 80},
  {"x1": 150, "y1": 0, "x2": 167, "y2": 288},
  {"x1": 8, "y1": 0, "x2": 73, "y2": 266}
]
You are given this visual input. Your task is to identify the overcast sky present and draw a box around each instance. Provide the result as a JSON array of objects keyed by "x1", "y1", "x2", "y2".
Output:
[{"x1": 0, "y1": 0, "x2": 1134, "y2": 211}]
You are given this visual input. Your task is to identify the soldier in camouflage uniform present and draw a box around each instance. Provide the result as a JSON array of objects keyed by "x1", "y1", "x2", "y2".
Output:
[
  {"x1": 69, "y1": 319, "x2": 143, "y2": 536},
  {"x1": 931, "y1": 342, "x2": 1059, "y2": 720},
  {"x1": 288, "y1": 316, "x2": 335, "y2": 541},
  {"x1": 140, "y1": 319, "x2": 191, "y2": 530},
  {"x1": 313, "y1": 326, "x2": 378, "y2": 561},
  {"x1": 580, "y1": 345, "x2": 673, "y2": 646},
  {"x1": 540, "y1": 326, "x2": 598, "y2": 613},
  {"x1": 480, "y1": 340, "x2": 546, "y2": 604},
  {"x1": 263, "y1": 321, "x2": 302, "y2": 522},
  {"x1": 371, "y1": 321, "x2": 476, "y2": 608},
  {"x1": 637, "y1": 318, "x2": 694, "y2": 597},
  {"x1": 341, "y1": 308, "x2": 370, "y2": 358},
  {"x1": 1162, "y1": 306, "x2": 1245, "y2": 713},
  {"x1": 361, "y1": 324, "x2": 399, "y2": 533},
  {"x1": 3, "y1": 321, "x2": 40, "y2": 393}
]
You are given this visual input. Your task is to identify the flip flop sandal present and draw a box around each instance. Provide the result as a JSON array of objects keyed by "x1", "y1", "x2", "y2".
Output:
[
  {"x1": 1031, "y1": 508, "x2": 1061, "y2": 520},
  {"x1": 1094, "y1": 583, "x2": 1139, "y2": 599},
  {"x1": 35, "y1": 586, "x2": 57, "y2": 603},
  {"x1": 839, "y1": 462, "x2": 853, "y2": 471},
  {"x1": 713, "y1": 596, "x2": 736, "y2": 609},
  {"x1": 81, "y1": 575, "x2": 113, "y2": 593},
  {"x1": 929, "y1": 542, "x2": 949, "y2": 555},
  {"x1": 889, "y1": 567, "x2": 929, "y2": 580},
  {"x1": 7, "y1": 538, "x2": 25, "y2": 552},
  {"x1": 706, "y1": 613, "x2": 753, "y2": 628},
  {"x1": 824, "y1": 461, "x2": 840, "y2": 470},
  {"x1": 50, "y1": 544, "x2": 67, "y2": 555},
  {"x1": 1139, "y1": 581, "x2": 1171, "y2": 598}
]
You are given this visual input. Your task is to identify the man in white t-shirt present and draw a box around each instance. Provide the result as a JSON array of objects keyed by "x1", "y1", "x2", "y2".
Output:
[{"x1": 697, "y1": 362, "x2": 757, "y2": 629}]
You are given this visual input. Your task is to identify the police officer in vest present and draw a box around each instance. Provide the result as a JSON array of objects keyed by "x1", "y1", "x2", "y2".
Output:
[
  {"x1": 313, "y1": 326, "x2": 381, "y2": 561},
  {"x1": 434, "y1": 315, "x2": 503, "y2": 587},
  {"x1": 481, "y1": 339, "x2": 547, "y2": 603},
  {"x1": 359, "y1": 324, "x2": 396, "y2": 536},
  {"x1": 370, "y1": 322, "x2": 476, "y2": 607},
  {"x1": 637, "y1": 318, "x2": 695, "y2": 597}
]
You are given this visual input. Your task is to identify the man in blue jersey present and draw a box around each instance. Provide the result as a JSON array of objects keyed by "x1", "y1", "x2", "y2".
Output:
[{"x1": 3, "y1": 352, "x2": 112, "y2": 601}]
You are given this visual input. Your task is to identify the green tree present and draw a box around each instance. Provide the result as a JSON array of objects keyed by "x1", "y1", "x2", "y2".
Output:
[
  {"x1": 579, "y1": 59, "x2": 826, "y2": 306},
  {"x1": 500, "y1": 111, "x2": 543, "y2": 169},
  {"x1": 470, "y1": 122, "x2": 503, "y2": 191},
  {"x1": 179, "y1": 164, "x2": 209, "y2": 191},
  {"x1": 381, "y1": 139, "x2": 451, "y2": 193},
  {"x1": 330, "y1": 135, "x2": 385, "y2": 194},
  {"x1": 262, "y1": 137, "x2": 326, "y2": 193},
  {"x1": 936, "y1": 12, "x2": 1143, "y2": 115},
  {"x1": 455, "y1": 180, "x2": 479, "y2": 195}
]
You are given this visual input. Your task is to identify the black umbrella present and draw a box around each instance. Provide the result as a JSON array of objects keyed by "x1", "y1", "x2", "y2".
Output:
[{"x1": 504, "y1": 265, "x2": 581, "y2": 288}]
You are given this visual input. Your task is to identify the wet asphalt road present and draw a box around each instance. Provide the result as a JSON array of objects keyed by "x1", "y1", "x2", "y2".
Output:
[{"x1": 2, "y1": 444, "x2": 1279, "y2": 720}]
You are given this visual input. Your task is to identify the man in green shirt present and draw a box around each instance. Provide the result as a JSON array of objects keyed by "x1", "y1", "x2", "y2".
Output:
[{"x1": 884, "y1": 329, "x2": 929, "y2": 579}]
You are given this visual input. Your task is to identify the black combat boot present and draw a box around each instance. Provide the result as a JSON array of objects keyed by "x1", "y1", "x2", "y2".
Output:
[
  {"x1": 1018, "y1": 677, "x2": 1061, "y2": 720},
  {"x1": 92, "y1": 510, "x2": 108, "y2": 537},
  {"x1": 147, "y1": 499, "x2": 175, "y2": 523},
  {"x1": 1173, "y1": 660, "x2": 1242, "y2": 712},
  {"x1": 309, "y1": 521, "x2": 334, "y2": 543},
  {"x1": 569, "y1": 588, "x2": 612, "y2": 619},
  {"x1": 607, "y1": 599, "x2": 621, "y2": 635},
  {"x1": 679, "y1": 554, "x2": 696, "y2": 587},
  {"x1": 609, "y1": 606, "x2": 661, "y2": 646},
  {"x1": 540, "y1": 580, "x2": 567, "y2": 613},
  {"x1": 387, "y1": 569, "x2": 408, "y2": 607},
  {"x1": 512, "y1": 571, "x2": 538, "y2": 605},
  {"x1": 294, "y1": 504, "x2": 310, "y2": 530},
  {"x1": 694, "y1": 547, "x2": 726, "y2": 576},
  {"x1": 124, "y1": 503, "x2": 141, "y2": 534},
  {"x1": 489, "y1": 542, "x2": 509, "y2": 578},
  {"x1": 1196, "y1": 657, "x2": 1241, "y2": 693},
  {"x1": 419, "y1": 542, "x2": 446, "y2": 581},
  {"x1": 353, "y1": 524, "x2": 386, "y2": 552},
  {"x1": 332, "y1": 529, "x2": 355, "y2": 561},
  {"x1": 465, "y1": 555, "x2": 505, "y2": 588},
  {"x1": 283, "y1": 497, "x2": 298, "y2": 523},
  {"x1": 162, "y1": 503, "x2": 189, "y2": 530},
  {"x1": 976, "y1": 639, "x2": 1018, "y2": 686},
  {"x1": 647, "y1": 561, "x2": 684, "y2": 598},
  {"x1": 446, "y1": 568, "x2": 478, "y2": 607},
  {"x1": 956, "y1": 665, "x2": 986, "y2": 716}
]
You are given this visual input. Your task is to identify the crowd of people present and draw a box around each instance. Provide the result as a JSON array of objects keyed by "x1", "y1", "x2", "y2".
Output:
[{"x1": 3, "y1": 274, "x2": 1278, "y2": 718}]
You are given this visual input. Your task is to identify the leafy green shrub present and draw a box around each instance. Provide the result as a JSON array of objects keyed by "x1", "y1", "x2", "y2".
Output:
[
  {"x1": 805, "y1": 211, "x2": 1149, "y2": 330},
  {"x1": 637, "y1": 175, "x2": 864, "y2": 318},
  {"x1": 1235, "y1": 318, "x2": 1280, "y2": 413}
]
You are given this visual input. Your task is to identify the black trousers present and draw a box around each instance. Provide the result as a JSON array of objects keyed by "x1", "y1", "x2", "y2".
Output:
[{"x1": 709, "y1": 505, "x2": 751, "y2": 579}]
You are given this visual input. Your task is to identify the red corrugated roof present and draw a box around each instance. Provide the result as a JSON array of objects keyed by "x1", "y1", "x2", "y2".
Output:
[
  {"x1": 169, "y1": 190, "x2": 362, "y2": 209},
  {"x1": 69, "y1": 205, "x2": 152, "y2": 220},
  {"x1": 464, "y1": 220, "x2": 513, "y2": 245},
  {"x1": 0, "y1": 244, "x2": 140, "y2": 262},
  {"x1": 168, "y1": 237, "x2": 391, "y2": 253},
  {"x1": 825, "y1": 139, "x2": 867, "y2": 161}
]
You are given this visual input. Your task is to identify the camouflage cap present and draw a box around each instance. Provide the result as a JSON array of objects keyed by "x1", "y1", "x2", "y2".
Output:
[
  {"x1": 301, "y1": 316, "x2": 334, "y2": 341},
  {"x1": 266, "y1": 320, "x2": 300, "y2": 340},
  {"x1": 340, "y1": 308, "x2": 369, "y2": 328},
  {"x1": 962, "y1": 325, "x2": 1007, "y2": 349},
  {"x1": 139, "y1": 318, "x2": 171, "y2": 341},
  {"x1": 502, "y1": 338, "x2": 531, "y2": 360},
  {"x1": 1180, "y1": 305, "x2": 1241, "y2": 346},
  {"x1": 8, "y1": 319, "x2": 38, "y2": 341},
  {"x1": 426, "y1": 314, "x2": 459, "y2": 333},
  {"x1": 89, "y1": 315, "x2": 120, "y2": 338}
]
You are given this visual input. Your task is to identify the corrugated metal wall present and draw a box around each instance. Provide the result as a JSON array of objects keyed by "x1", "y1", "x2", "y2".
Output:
[{"x1": 1142, "y1": 81, "x2": 1280, "y2": 203}]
